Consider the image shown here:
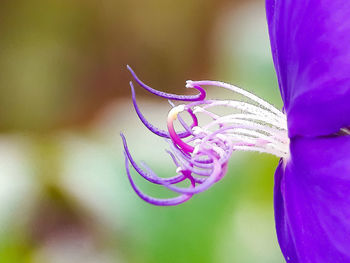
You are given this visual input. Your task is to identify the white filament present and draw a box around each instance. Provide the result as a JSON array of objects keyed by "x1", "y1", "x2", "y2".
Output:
[
  {"x1": 186, "y1": 80, "x2": 284, "y2": 117},
  {"x1": 185, "y1": 80, "x2": 289, "y2": 159}
]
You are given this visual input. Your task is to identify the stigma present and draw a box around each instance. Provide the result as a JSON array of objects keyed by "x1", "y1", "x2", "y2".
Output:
[{"x1": 122, "y1": 66, "x2": 289, "y2": 206}]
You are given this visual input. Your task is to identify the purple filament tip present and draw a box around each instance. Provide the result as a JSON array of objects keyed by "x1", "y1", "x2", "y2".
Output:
[
  {"x1": 127, "y1": 65, "x2": 206, "y2": 101},
  {"x1": 129, "y1": 81, "x2": 193, "y2": 139},
  {"x1": 124, "y1": 152, "x2": 194, "y2": 206},
  {"x1": 121, "y1": 133, "x2": 186, "y2": 185}
]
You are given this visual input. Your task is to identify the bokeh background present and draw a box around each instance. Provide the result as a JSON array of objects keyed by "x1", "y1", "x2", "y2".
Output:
[{"x1": 0, "y1": 0, "x2": 285, "y2": 262}]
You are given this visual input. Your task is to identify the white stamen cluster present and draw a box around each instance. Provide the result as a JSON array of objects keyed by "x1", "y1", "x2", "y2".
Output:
[{"x1": 185, "y1": 80, "x2": 290, "y2": 159}]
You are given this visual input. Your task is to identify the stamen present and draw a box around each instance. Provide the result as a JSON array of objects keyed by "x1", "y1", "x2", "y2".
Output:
[
  {"x1": 121, "y1": 133, "x2": 186, "y2": 184},
  {"x1": 168, "y1": 100, "x2": 194, "y2": 134},
  {"x1": 130, "y1": 82, "x2": 193, "y2": 139},
  {"x1": 127, "y1": 65, "x2": 206, "y2": 101},
  {"x1": 123, "y1": 69, "x2": 290, "y2": 205},
  {"x1": 167, "y1": 105, "x2": 195, "y2": 154},
  {"x1": 124, "y1": 153, "x2": 194, "y2": 206},
  {"x1": 186, "y1": 80, "x2": 284, "y2": 117},
  {"x1": 161, "y1": 149, "x2": 223, "y2": 194}
]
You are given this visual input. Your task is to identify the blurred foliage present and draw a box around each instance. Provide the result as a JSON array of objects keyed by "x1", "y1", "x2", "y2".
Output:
[
  {"x1": 0, "y1": 0, "x2": 284, "y2": 262},
  {"x1": 0, "y1": 0, "x2": 223, "y2": 131}
]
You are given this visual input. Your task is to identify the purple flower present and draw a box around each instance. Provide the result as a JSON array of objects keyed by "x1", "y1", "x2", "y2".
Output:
[{"x1": 122, "y1": 0, "x2": 350, "y2": 261}]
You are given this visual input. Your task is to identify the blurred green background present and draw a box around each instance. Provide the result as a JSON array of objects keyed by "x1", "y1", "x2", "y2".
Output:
[{"x1": 0, "y1": 0, "x2": 285, "y2": 262}]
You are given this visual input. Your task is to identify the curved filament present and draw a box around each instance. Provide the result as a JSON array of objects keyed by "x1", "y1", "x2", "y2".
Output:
[
  {"x1": 121, "y1": 133, "x2": 185, "y2": 184},
  {"x1": 124, "y1": 153, "x2": 193, "y2": 206},
  {"x1": 127, "y1": 65, "x2": 206, "y2": 101}
]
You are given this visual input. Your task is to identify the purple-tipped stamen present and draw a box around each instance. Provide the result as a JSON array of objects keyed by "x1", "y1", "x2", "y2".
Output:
[
  {"x1": 121, "y1": 133, "x2": 186, "y2": 185},
  {"x1": 130, "y1": 82, "x2": 194, "y2": 139},
  {"x1": 167, "y1": 106, "x2": 196, "y2": 154},
  {"x1": 122, "y1": 70, "x2": 289, "y2": 206},
  {"x1": 124, "y1": 153, "x2": 194, "y2": 206},
  {"x1": 127, "y1": 65, "x2": 206, "y2": 101},
  {"x1": 160, "y1": 150, "x2": 223, "y2": 194}
]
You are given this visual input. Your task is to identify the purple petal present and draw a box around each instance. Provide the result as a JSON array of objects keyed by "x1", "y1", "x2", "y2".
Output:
[
  {"x1": 266, "y1": 0, "x2": 350, "y2": 137},
  {"x1": 274, "y1": 136, "x2": 350, "y2": 262},
  {"x1": 274, "y1": 160, "x2": 298, "y2": 262}
]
